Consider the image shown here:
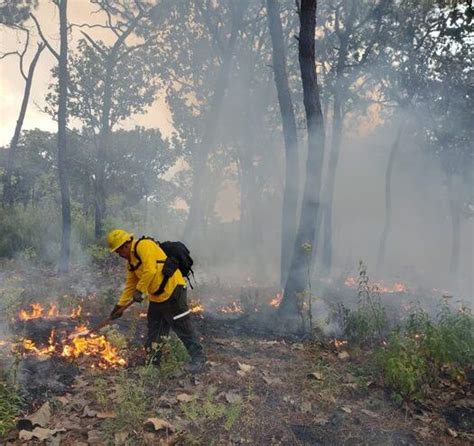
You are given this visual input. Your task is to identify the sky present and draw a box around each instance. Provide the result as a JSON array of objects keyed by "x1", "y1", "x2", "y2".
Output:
[{"x1": 0, "y1": 0, "x2": 173, "y2": 147}]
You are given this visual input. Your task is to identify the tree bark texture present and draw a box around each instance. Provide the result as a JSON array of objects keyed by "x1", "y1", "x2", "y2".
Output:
[
  {"x1": 183, "y1": 2, "x2": 246, "y2": 244},
  {"x1": 376, "y1": 123, "x2": 403, "y2": 268},
  {"x1": 266, "y1": 0, "x2": 300, "y2": 288},
  {"x1": 281, "y1": 0, "x2": 325, "y2": 315},
  {"x1": 57, "y1": 0, "x2": 71, "y2": 273},
  {"x1": 2, "y1": 43, "x2": 44, "y2": 207}
]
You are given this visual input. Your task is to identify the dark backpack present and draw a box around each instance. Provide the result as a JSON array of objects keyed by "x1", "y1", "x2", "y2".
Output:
[{"x1": 133, "y1": 236, "x2": 195, "y2": 292}]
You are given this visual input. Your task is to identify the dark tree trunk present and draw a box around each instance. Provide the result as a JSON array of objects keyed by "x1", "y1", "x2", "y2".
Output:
[
  {"x1": 2, "y1": 43, "x2": 44, "y2": 207},
  {"x1": 183, "y1": 3, "x2": 246, "y2": 244},
  {"x1": 266, "y1": 0, "x2": 300, "y2": 288},
  {"x1": 376, "y1": 123, "x2": 403, "y2": 268},
  {"x1": 57, "y1": 0, "x2": 71, "y2": 273},
  {"x1": 281, "y1": 0, "x2": 325, "y2": 315}
]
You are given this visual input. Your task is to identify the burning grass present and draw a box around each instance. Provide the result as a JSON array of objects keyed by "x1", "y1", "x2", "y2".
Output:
[{"x1": 12, "y1": 304, "x2": 127, "y2": 369}]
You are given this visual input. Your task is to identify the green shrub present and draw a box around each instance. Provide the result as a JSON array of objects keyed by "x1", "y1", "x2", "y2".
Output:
[
  {"x1": 377, "y1": 332, "x2": 429, "y2": 402},
  {"x1": 0, "y1": 381, "x2": 22, "y2": 437},
  {"x1": 377, "y1": 305, "x2": 474, "y2": 402}
]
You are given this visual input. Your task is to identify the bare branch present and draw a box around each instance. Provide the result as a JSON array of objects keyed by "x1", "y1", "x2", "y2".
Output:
[
  {"x1": 30, "y1": 13, "x2": 59, "y2": 60},
  {"x1": 80, "y1": 30, "x2": 107, "y2": 56},
  {"x1": 18, "y1": 29, "x2": 31, "y2": 80},
  {"x1": 0, "y1": 51, "x2": 21, "y2": 61},
  {"x1": 71, "y1": 22, "x2": 114, "y2": 31}
]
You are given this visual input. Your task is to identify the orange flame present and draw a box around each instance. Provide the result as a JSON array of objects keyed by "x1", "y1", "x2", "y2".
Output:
[
  {"x1": 18, "y1": 327, "x2": 126, "y2": 368},
  {"x1": 344, "y1": 277, "x2": 407, "y2": 293},
  {"x1": 331, "y1": 338, "x2": 348, "y2": 349},
  {"x1": 270, "y1": 293, "x2": 283, "y2": 307},
  {"x1": 218, "y1": 302, "x2": 244, "y2": 314},
  {"x1": 18, "y1": 303, "x2": 83, "y2": 321},
  {"x1": 190, "y1": 300, "x2": 204, "y2": 314}
]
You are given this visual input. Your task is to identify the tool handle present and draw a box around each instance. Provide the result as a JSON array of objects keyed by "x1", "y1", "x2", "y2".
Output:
[{"x1": 99, "y1": 299, "x2": 136, "y2": 328}]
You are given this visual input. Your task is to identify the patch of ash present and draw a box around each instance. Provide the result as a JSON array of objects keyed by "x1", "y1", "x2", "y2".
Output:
[{"x1": 18, "y1": 357, "x2": 79, "y2": 403}]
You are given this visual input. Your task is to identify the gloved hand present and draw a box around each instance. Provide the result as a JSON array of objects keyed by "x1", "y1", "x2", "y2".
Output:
[
  {"x1": 132, "y1": 290, "x2": 144, "y2": 303},
  {"x1": 110, "y1": 304, "x2": 124, "y2": 320}
]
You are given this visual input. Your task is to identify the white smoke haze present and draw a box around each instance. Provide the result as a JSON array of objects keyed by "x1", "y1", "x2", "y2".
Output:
[{"x1": 0, "y1": 0, "x2": 472, "y2": 320}]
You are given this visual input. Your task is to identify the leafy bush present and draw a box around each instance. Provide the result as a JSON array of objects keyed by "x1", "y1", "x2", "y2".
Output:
[
  {"x1": 377, "y1": 305, "x2": 473, "y2": 402},
  {"x1": 377, "y1": 332, "x2": 429, "y2": 402}
]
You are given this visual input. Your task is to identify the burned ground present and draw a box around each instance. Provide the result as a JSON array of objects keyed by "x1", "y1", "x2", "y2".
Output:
[{"x1": 0, "y1": 260, "x2": 472, "y2": 445}]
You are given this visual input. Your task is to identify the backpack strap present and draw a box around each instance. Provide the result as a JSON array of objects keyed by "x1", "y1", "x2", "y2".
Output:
[{"x1": 128, "y1": 236, "x2": 157, "y2": 272}]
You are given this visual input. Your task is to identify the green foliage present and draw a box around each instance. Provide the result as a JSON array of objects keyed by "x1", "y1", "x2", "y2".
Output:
[
  {"x1": 101, "y1": 367, "x2": 157, "y2": 442},
  {"x1": 377, "y1": 332, "x2": 429, "y2": 402},
  {"x1": 0, "y1": 371, "x2": 22, "y2": 438},
  {"x1": 154, "y1": 336, "x2": 189, "y2": 378},
  {"x1": 338, "y1": 261, "x2": 387, "y2": 345},
  {"x1": 377, "y1": 305, "x2": 474, "y2": 402},
  {"x1": 0, "y1": 205, "x2": 59, "y2": 260},
  {"x1": 104, "y1": 328, "x2": 128, "y2": 350},
  {"x1": 181, "y1": 390, "x2": 241, "y2": 432}
]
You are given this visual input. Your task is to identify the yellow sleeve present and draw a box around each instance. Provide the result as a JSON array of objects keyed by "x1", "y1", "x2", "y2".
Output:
[
  {"x1": 135, "y1": 240, "x2": 159, "y2": 294},
  {"x1": 117, "y1": 269, "x2": 138, "y2": 306}
]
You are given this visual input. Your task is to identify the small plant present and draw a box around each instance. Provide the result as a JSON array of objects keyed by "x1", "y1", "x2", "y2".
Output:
[
  {"x1": 147, "y1": 336, "x2": 189, "y2": 377},
  {"x1": 338, "y1": 261, "x2": 387, "y2": 345},
  {"x1": 181, "y1": 390, "x2": 241, "y2": 432},
  {"x1": 0, "y1": 371, "x2": 22, "y2": 438},
  {"x1": 377, "y1": 331, "x2": 429, "y2": 402},
  {"x1": 101, "y1": 369, "x2": 152, "y2": 442}
]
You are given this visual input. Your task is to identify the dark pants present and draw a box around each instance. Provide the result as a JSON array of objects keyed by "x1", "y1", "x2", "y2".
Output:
[{"x1": 146, "y1": 286, "x2": 204, "y2": 365}]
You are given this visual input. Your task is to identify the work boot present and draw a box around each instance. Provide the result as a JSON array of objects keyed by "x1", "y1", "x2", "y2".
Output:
[{"x1": 185, "y1": 356, "x2": 207, "y2": 374}]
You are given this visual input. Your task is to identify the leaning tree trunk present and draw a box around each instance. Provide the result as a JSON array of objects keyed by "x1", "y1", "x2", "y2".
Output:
[
  {"x1": 57, "y1": 0, "x2": 71, "y2": 273},
  {"x1": 266, "y1": 0, "x2": 299, "y2": 288},
  {"x1": 183, "y1": 2, "x2": 246, "y2": 244},
  {"x1": 280, "y1": 0, "x2": 325, "y2": 315},
  {"x1": 2, "y1": 43, "x2": 45, "y2": 207},
  {"x1": 376, "y1": 123, "x2": 403, "y2": 268}
]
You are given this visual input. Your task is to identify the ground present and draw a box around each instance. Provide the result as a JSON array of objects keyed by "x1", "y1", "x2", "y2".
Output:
[{"x1": 0, "y1": 258, "x2": 472, "y2": 445}]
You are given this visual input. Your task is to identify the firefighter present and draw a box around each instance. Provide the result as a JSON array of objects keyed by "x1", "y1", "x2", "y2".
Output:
[{"x1": 107, "y1": 229, "x2": 206, "y2": 373}]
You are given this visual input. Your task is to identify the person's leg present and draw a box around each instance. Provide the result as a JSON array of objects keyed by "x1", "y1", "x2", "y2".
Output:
[
  {"x1": 146, "y1": 301, "x2": 171, "y2": 365},
  {"x1": 169, "y1": 287, "x2": 206, "y2": 364}
]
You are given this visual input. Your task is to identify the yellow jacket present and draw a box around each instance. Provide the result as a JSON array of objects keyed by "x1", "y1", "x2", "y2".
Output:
[{"x1": 117, "y1": 238, "x2": 186, "y2": 306}]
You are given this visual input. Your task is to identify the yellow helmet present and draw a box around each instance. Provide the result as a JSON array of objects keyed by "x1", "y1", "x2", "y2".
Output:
[{"x1": 107, "y1": 229, "x2": 133, "y2": 253}]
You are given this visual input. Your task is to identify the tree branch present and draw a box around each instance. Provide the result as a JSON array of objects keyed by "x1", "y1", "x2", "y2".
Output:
[
  {"x1": 80, "y1": 30, "x2": 107, "y2": 56},
  {"x1": 30, "y1": 13, "x2": 60, "y2": 60}
]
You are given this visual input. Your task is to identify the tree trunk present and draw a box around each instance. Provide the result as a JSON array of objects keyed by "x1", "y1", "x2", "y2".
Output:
[
  {"x1": 266, "y1": 0, "x2": 299, "y2": 288},
  {"x1": 2, "y1": 43, "x2": 45, "y2": 207},
  {"x1": 94, "y1": 61, "x2": 113, "y2": 239},
  {"x1": 57, "y1": 0, "x2": 71, "y2": 273},
  {"x1": 376, "y1": 123, "x2": 403, "y2": 268},
  {"x1": 320, "y1": 24, "x2": 350, "y2": 273},
  {"x1": 183, "y1": 2, "x2": 246, "y2": 244},
  {"x1": 281, "y1": 0, "x2": 325, "y2": 315}
]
